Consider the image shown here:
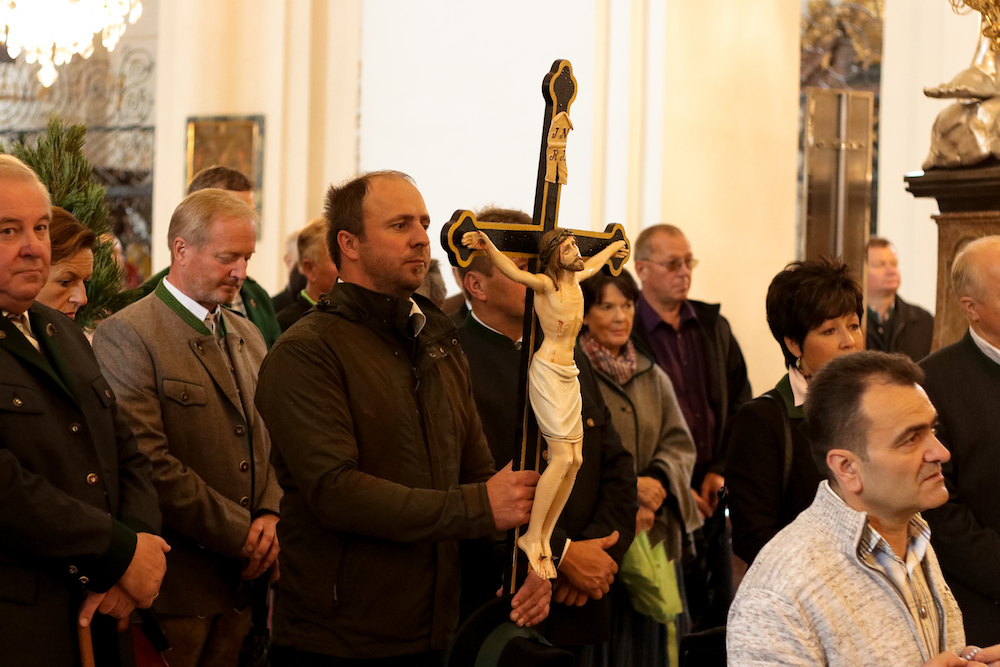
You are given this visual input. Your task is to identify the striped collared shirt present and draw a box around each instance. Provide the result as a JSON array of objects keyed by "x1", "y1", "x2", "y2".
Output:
[{"x1": 859, "y1": 514, "x2": 939, "y2": 661}]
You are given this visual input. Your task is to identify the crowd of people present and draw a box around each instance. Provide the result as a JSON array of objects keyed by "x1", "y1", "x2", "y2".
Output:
[{"x1": 2, "y1": 154, "x2": 1000, "y2": 667}]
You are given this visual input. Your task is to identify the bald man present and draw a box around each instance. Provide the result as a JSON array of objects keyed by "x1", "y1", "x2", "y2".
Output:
[{"x1": 921, "y1": 235, "x2": 1000, "y2": 646}]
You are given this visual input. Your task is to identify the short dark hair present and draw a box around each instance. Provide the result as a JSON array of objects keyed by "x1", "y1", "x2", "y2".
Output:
[
  {"x1": 323, "y1": 170, "x2": 412, "y2": 269},
  {"x1": 634, "y1": 224, "x2": 684, "y2": 261},
  {"x1": 806, "y1": 351, "x2": 924, "y2": 480},
  {"x1": 538, "y1": 228, "x2": 574, "y2": 291},
  {"x1": 187, "y1": 166, "x2": 253, "y2": 194},
  {"x1": 867, "y1": 237, "x2": 893, "y2": 251},
  {"x1": 581, "y1": 268, "x2": 639, "y2": 315},
  {"x1": 455, "y1": 207, "x2": 532, "y2": 298},
  {"x1": 48, "y1": 206, "x2": 96, "y2": 265},
  {"x1": 766, "y1": 259, "x2": 864, "y2": 367}
]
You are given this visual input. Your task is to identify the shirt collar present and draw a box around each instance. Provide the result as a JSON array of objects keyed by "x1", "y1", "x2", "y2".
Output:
[
  {"x1": 788, "y1": 364, "x2": 809, "y2": 407},
  {"x1": 163, "y1": 275, "x2": 219, "y2": 323},
  {"x1": 470, "y1": 309, "x2": 522, "y2": 344},
  {"x1": 299, "y1": 289, "x2": 318, "y2": 307},
  {"x1": 408, "y1": 299, "x2": 426, "y2": 337},
  {"x1": 970, "y1": 326, "x2": 1000, "y2": 367},
  {"x1": 824, "y1": 481, "x2": 932, "y2": 575},
  {"x1": 867, "y1": 298, "x2": 897, "y2": 325},
  {"x1": 638, "y1": 293, "x2": 696, "y2": 331}
]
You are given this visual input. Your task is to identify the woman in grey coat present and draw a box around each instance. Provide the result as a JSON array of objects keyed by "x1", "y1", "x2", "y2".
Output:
[{"x1": 578, "y1": 269, "x2": 701, "y2": 667}]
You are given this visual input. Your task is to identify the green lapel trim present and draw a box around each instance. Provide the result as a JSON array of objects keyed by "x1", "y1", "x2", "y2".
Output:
[
  {"x1": 299, "y1": 289, "x2": 317, "y2": 307},
  {"x1": 0, "y1": 311, "x2": 76, "y2": 402},
  {"x1": 154, "y1": 279, "x2": 213, "y2": 336},
  {"x1": 774, "y1": 374, "x2": 804, "y2": 419}
]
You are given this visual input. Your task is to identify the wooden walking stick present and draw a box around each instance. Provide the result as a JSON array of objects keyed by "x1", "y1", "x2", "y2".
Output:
[{"x1": 78, "y1": 623, "x2": 96, "y2": 667}]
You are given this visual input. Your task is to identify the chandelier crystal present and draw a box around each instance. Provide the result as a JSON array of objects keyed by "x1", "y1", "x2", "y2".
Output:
[{"x1": 0, "y1": 0, "x2": 143, "y2": 87}]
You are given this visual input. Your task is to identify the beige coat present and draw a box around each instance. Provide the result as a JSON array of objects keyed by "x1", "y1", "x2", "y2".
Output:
[{"x1": 93, "y1": 288, "x2": 281, "y2": 615}]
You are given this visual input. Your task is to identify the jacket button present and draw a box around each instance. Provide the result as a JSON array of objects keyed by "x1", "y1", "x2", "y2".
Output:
[
  {"x1": 104, "y1": 389, "x2": 111, "y2": 399},
  {"x1": 235, "y1": 425, "x2": 246, "y2": 436},
  {"x1": 0, "y1": 331, "x2": 5, "y2": 339},
  {"x1": 586, "y1": 418, "x2": 595, "y2": 427},
  {"x1": 181, "y1": 392, "x2": 189, "y2": 401},
  {"x1": 239, "y1": 496, "x2": 249, "y2": 507},
  {"x1": 79, "y1": 575, "x2": 89, "y2": 586},
  {"x1": 239, "y1": 461, "x2": 249, "y2": 472},
  {"x1": 87, "y1": 473, "x2": 99, "y2": 485},
  {"x1": 68, "y1": 565, "x2": 78, "y2": 575},
  {"x1": 70, "y1": 423, "x2": 81, "y2": 433},
  {"x1": 13, "y1": 397, "x2": 22, "y2": 407}
]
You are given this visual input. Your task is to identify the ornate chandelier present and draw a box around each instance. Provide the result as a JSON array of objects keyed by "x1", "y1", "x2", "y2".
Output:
[{"x1": 0, "y1": 0, "x2": 143, "y2": 87}]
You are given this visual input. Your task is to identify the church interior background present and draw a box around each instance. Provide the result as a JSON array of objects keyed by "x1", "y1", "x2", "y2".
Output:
[{"x1": 0, "y1": 0, "x2": 981, "y2": 393}]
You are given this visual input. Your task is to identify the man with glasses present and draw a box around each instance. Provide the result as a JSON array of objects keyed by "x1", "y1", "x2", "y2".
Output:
[{"x1": 632, "y1": 223, "x2": 752, "y2": 630}]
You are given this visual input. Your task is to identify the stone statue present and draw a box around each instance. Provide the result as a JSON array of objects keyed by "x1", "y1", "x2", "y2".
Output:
[
  {"x1": 924, "y1": 16, "x2": 1000, "y2": 169},
  {"x1": 462, "y1": 228, "x2": 628, "y2": 579}
]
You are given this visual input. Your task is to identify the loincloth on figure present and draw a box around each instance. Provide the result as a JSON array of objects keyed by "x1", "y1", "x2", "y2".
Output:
[{"x1": 528, "y1": 355, "x2": 584, "y2": 444}]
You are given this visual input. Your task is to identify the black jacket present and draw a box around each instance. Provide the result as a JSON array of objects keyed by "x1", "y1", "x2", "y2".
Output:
[
  {"x1": 631, "y1": 299, "x2": 752, "y2": 483},
  {"x1": 0, "y1": 303, "x2": 160, "y2": 666},
  {"x1": 725, "y1": 375, "x2": 823, "y2": 564},
  {"x1": 256, "y1": 284, "x2": 497, "y2": 658},
  {"x1": 867, "y1": 294, "x2": 934, "y2": 362},
  {"x1": 921, "y1": 332, "x2": 1000, "y2": 646}
]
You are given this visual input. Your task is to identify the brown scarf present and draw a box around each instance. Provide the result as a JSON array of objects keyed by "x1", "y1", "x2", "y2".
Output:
[{"x1": 581, "y1": 330, "x2": 637, "y2": 385}]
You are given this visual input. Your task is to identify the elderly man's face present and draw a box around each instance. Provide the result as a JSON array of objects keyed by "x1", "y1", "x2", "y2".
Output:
[
  {"x1": 855, "y1": 382, "x2": 950, "y2": 524},
  {"x1": 356, "y1": 176, "x2": 430, "y2": 298},
  {"x1": 961, "y1": 251, "x2": 1000, "y2": 348},
  {"x1": 636, "y1": 231, "x2": 693, "y2": 307},
  {"x1": 175, "y1": 213, "x2": 256, "y2": 310},
  {"x1": 0, "y1": 179, "x2": 51, "y2": 314}
]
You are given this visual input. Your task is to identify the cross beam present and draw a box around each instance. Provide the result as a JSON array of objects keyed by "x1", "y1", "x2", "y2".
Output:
[{"x1": 440, "y1": 59, "x2": 630, "y2": 595}]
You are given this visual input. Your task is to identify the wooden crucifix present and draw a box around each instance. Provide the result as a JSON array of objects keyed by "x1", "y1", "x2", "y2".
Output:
[{"x1": 440, "y1": 59, "x2": 630, "y2": 587}]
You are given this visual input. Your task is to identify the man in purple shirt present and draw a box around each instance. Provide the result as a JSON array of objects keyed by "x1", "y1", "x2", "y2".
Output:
[{"x1": 632, "y1": 223, "x2": 752, "y2": 630}]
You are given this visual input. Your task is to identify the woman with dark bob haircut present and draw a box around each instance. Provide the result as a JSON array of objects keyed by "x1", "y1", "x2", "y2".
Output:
[{"x1": 725, "y1": 258, "x2": 863, "y2": 564}]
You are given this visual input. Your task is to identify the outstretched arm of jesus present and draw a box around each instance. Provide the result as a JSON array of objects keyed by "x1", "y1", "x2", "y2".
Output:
[
  {"x1": 578, "y1": 239, "x2": 628, "y2": 281},
  {"x1": 462, "y1": 231, "x2": 551, "y2": 292}
]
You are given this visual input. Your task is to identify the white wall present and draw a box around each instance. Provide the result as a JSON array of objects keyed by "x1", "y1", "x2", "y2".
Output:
[
  {"x1": 357, "y1": 0, "x2": 800, "y2": 393},
  {"x1": 358, "y1": 1, "x2": 597, "y2": 248},
  {"x1": 153, "y1": 0, "x2": 362, "y2": 290},
  {"x1": 878, "y1": 0, "x2": 980, "y2": 313},
  {"x1": 148, "y1": 0, "x2": 884, "y2": 392}
]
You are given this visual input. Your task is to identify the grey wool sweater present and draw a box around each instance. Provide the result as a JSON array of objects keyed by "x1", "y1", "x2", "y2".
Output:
[{"x1": 727, "y1": 482, "x2": 965, "y2": 666}]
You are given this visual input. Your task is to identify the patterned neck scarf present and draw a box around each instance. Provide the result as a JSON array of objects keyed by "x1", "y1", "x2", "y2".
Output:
[{"x1": 580, "y1": 330, "x2": 637, "y2": 385}]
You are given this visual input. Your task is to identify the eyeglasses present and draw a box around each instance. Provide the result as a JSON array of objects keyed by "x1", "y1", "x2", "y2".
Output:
[{"x1": 642, "y1": 257, "x2": 698, "y2": 272}]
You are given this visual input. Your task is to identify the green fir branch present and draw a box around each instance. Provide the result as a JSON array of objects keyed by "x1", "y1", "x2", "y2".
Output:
[{"x1": 2, "y1": 117, "x2": 123, "y2": 330}]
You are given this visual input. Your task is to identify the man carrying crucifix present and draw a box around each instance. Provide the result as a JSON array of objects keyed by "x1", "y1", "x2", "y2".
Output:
[{"x1": 462, "y1": 226, "x2": 628, "y2": 579}]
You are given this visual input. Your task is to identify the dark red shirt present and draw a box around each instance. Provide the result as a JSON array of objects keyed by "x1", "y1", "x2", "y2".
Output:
[{"x1": 637, "y1": 294, "x2": 716, "y2": 480}]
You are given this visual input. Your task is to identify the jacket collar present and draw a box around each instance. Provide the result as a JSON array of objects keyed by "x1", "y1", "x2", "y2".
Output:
[
  {"x1": 807, "y1": 481, "x2": 873, "y2": 560},
  {"x1": 155, "y1": 278, "x2": 213, "y2": 336},
  {"x1": 776, "y1": 373, "x2": 805, "y2": 419},
  {"x1": 0, "y1": 304, "x2": 77, "y2": 402},
  {"x1": 318, "y1": 281, "x2": 429, "y2": 340}
]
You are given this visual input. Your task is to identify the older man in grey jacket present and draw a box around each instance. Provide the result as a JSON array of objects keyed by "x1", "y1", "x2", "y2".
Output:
[
  {"x1": 94, "y1": 189, "x2": 282, "y2": 667},
  {"x1": 727, "y1": 351, "x2": 1000, "y2": 667}
]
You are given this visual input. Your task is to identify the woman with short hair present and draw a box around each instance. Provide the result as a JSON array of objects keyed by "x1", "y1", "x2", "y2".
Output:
[
  {"x1": 36, "y1": 206, "x2": 96, "y2": 321},
  {"x1": 726, "y1": 259, "x2": 864, "y2": 565}
]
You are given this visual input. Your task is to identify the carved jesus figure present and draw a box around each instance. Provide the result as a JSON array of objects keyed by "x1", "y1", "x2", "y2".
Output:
[{"x1": 462, "y1": 228, "x2": 628, "y2": 579}]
